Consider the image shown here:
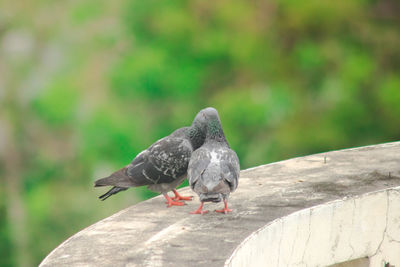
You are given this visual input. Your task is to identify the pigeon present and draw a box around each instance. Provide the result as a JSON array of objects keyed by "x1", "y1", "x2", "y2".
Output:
[
  {"x1": 188, "y1": 107, "x2": 240, "y2": 214},
  {"x1": 94, "y1": 108, "x2": 208, "y2": 207}
]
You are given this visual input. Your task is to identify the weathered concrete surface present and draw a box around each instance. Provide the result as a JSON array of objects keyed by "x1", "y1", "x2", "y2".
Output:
[
  {"x1": 40, "y1": 142, "x2": 400, "y2": 267},
  {"x1": 227, "y1": 187, "x2": 400, "y2": 267}
]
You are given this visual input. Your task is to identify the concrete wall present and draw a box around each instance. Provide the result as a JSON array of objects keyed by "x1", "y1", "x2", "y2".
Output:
[
  {"x1": 226, "y1": 188, "x2": 400, "y2": 267},
  {"x1": 40, "y1": 142, "x2": 400, "y2": 267}
]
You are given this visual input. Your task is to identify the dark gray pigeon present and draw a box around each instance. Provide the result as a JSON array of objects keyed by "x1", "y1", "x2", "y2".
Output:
[
  {"x1": 94, "y1": 109, "x2": 208, "y2": 207},
  {"x1": 188, "y1": 107, "x2": 240, "y2": 214}
]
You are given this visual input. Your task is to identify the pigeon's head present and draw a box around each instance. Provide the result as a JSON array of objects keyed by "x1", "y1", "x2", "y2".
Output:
[
  {"x1": 201, "y1": 107, "x2": 219, "y2": 121},
  {"x1": 200, "y1": 107, "x2": 227, "y2": 142},
  {"x1": 188, "y1": 108, "x2": 212, "y2": 149},
  {"x1": 192, "y1": 107, "x2": 219, "y2": 130},
  {"x1": 191, "y1": 107, "x2": 226, "y2": 145},
  {"x1": 192, "y1": 109, "x2": 208, "y2": 132}
]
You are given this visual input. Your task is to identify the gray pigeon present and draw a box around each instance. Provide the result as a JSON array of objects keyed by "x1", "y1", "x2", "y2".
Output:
[
  {"x1": 94, "y1": 109, "x2": 208, "y2": 207},
  {"x1": 188, "y1": 107, "x2": 240, "y2": 214}
]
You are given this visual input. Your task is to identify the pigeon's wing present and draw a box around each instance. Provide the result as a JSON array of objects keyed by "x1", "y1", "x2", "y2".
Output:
[
  {"x1": 126, "y1": 136, "x2": 192, "y2": 186},
  {"x1": 220, "y1": 148, "x2": 240, "y2": 192},
  {"x1": 188, "y1": 148, "x2": 211, "y2": 189}
]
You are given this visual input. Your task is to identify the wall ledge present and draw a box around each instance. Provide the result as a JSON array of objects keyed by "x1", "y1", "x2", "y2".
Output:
[{"x1": 40, "y1": 142, "x2": 400, "y2": 267}]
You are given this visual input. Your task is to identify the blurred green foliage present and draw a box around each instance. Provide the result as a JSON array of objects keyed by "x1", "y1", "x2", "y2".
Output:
[{"x1": 0, "y1": 0, "x2": 399, "y2": 266}]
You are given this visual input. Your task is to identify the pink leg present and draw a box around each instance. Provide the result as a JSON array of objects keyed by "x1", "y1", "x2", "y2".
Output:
[
  {"x1": 215, "y1": 200, "x2": 233, "y2": 214},
  {"x1": 190, "y1": 202, "x2": 209, "y2": 215},
  {"x1": 171, "y1": 189, "x2": 193, "y2": 201},
  {"x1": 163, "y1": 193, "x2": 185, "y2": 207}
]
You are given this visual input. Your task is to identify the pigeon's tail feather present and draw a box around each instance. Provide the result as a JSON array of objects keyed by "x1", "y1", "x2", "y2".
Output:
[
  {"x1": 94, "y1": 167, "x2": 136, "y2": 188},
  {"x1": 99, "y1": 186, "x2": 127, "y2": 201},
  {"x1": 200, "y1": 193, "x2": 223, "y2": 203},
  {"x1": 193, "y1": 174, "x2": 231, "y2": 203},
  {"x1": 202, "y1": 176, "x2": 230, "y2": 194}
]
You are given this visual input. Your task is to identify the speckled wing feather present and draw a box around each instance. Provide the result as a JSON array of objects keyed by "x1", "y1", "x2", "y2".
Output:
[{"x1": 126, "y1": 136, "x2": 192, "y2": 186}]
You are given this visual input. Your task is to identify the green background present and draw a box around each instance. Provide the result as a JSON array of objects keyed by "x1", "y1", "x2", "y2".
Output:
[{"x1": 1, "y1": 0, "x2": 399, "y2": 266}]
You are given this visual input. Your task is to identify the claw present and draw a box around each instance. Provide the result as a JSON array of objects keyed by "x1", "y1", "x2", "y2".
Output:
[
  {"x1": 190, "y1": 202, "x2": 208, "y2": 215},
  {"x1": 172, "y1": 189, "x2": 193, "y2": 201},
  {"x1": 163, "y1": 193, "x2": 185, "y2": 207},
  {"x1": 215, "y1": 200, "x2": 233, "y2": 214}
]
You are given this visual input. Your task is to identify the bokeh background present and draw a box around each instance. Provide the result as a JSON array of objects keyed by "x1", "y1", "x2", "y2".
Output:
[{"x1": 1, "y1": 0, "x2": 400, "y2": 266}]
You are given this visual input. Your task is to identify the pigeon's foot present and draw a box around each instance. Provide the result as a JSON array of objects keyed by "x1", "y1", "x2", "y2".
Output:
[
  {"x1": 190, "y1": 202, "x2": 208, "y2": 215},
  {"x1": 167, "y1": 201, "x2": 185, "y2": 207},
  {"x1": 215, "y1": 200, "x2": 233, "y2": 214},
  {"x1": 163, "y1": 193, "x2": 185, "y2": 207},
  {"x1": 172, "y1": 189, "x2": 193, "y2": 201},
  {"x1": 215, "y1": 208, "x2": 233, "y2": 214}
]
